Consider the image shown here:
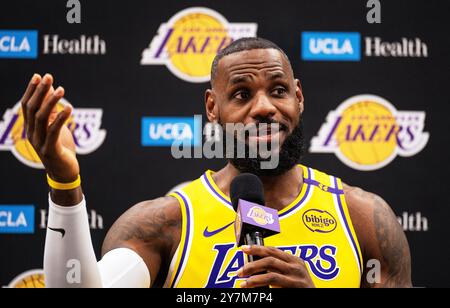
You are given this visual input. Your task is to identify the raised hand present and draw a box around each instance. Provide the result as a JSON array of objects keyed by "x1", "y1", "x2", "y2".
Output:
[{"x1": 21, "y1": 73, "x2": 82, "y2": 205}]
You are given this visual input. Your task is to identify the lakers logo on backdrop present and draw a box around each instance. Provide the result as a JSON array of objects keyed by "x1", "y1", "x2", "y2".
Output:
[
  {"x1": 7, "y1": 270, "x2": 45, "y2": 288},
  {"x1": 141, "y1": 7, "x2": 257, "y2": 83},
  {"x1": 310, "y1": 95, "x2": 429, "y2": 171},
  {"x1": 0, "y1": 99, "x2": 107, "y2": 169}
]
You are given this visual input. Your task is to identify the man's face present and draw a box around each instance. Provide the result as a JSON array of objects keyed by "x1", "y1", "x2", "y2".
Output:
[{"x1": 206, "y1": 48, "x2": 305, "y2": 175}]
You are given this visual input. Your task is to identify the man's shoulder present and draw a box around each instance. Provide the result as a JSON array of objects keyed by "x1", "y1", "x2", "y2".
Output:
[
  {"x1": 102, "y1": 196, "x2": 182, "y2": 257},
  {"x1": 132, "y1": 196, "x2": 182, "y2": 221},
  {"x1": 342, "y1": 184, "x2": 387, "y2": 230},
  {"x1": 299, "y1": 165, "x2": 390, "y2": 217},
  {"x1": 341, "y1": 184, "x2": 412, "y2": 287},
  {"x1": 343, "y1": 184, "x2": 392, "y2": 217},
  {"x1": 341, "y1": 183, "x2": 398, "y2": 259}
]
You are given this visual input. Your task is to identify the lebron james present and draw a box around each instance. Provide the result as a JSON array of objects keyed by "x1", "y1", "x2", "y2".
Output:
[{"x1": 20, "y1": 38, "x2": 412, "y2": 288}]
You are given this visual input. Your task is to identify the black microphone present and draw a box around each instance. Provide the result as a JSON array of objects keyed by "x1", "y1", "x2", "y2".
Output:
[{"x1": 230, "y1": 173, "x2": 280, "y2": 264}]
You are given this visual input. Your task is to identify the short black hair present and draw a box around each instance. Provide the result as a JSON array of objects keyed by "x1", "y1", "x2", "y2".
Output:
[{"x1": 210, "y1": 37, "x2": 293, "y2": 85}]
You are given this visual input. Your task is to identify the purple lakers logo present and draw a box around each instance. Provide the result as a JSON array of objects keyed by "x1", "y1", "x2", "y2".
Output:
[
  {"x1": 310, "y1": 95, "x2": 429, "y2": 171},
  {"x1": 247, "y1": 206, "x2": 275, "y2": 226},
  {"x1": 140, "y1": 7, "x2": 257, "y2": 83},
  {"x1": 7, "y1": 269, "x2": 45, "y2": 288},
  {"x1": 206, "y1": 243, "x2": 340, "y2": 288},
  {"x1": 0, "y1": 100, "x2": 106, "y2": 168}
]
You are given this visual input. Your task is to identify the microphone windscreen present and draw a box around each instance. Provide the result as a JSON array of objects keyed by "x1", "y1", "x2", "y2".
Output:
[{"x1": 230, "y1": 173, "x2": 265, "y2": 212}]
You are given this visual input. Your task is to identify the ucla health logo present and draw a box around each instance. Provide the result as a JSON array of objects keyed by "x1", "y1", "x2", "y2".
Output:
[
  {"x1": 0, "y1": 99, "x2": 106, "y2": 169},
  {"x1": 142, "y1": 117, "x2": 201, "y2": 147},
  {"x1": 0, "y1": 205, "x2": 34, "y2": 234},
  {"x1": 141, "y1": 7, "x2": 257, "y2": 83},
  {"x1": 302, "y1": 32, "x2": 361, "y2": 61},
  {"x1": 310, "y1": 95, "x2": 429, "y2": 171},
  {"x1": 0, "y1": 30, "x2": 38, "y2": 59}
]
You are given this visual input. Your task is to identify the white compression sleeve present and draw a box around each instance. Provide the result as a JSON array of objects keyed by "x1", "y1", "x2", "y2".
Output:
[
  {"x1": 44, "y1": 196, "x2": 102, "y2": 288},
  {"x1": 44, "y1": 196, "x2": 151, "y2": 288}
]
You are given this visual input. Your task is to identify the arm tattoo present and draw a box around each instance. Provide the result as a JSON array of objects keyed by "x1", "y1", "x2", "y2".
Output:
[
  {"x1": 372, "y1": 196, "x2": 412, "y2": 288},
  {"x1": 101, "y1": 198, "x2": 182, "y2": 287},
  {"x1": 102, "y1": 197, "x2": 182, "y2": 259},
  {"x1": 344, "y1": 184, "x2": 412, "y2": 288}
]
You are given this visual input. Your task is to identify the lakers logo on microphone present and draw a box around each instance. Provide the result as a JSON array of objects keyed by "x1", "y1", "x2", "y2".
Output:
[
  {"x1": 310, "y1": 95, "x2": 429, "y2": 171},
  {"x1": 141, "y1": 7, "x2": 257, "y2": 83},
  {"x1": 0, "y1": 99, "x2": 106, "y2": 168},
  {"x1": 247, "y1": 206, "x2": 274, "y2": 226}
]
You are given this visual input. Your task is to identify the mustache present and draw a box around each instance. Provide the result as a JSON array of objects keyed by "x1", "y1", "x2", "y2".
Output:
[{"x1": 244, "y1": 118, "x2": 289, "y2": 133}]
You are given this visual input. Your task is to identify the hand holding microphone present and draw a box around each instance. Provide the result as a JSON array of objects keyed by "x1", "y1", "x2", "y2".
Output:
[
  {"x1": 231, "y1": 173, "x2": 316, "y2": 288},
  {"x1": 230, "y1": 173, "x2": 280, "y2": 261}
]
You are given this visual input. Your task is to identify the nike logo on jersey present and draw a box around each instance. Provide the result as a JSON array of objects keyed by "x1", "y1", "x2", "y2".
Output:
[{"x1": 203, "y1": 222, "x2": 234, "y2": 238}]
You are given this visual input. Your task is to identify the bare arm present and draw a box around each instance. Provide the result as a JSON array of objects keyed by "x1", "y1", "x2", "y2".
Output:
[
  {"x1": 102, "y1": 196, "x2": 182, "y2": 288},
  {"x1": 344, "y1": 185, "x2": 412, "y2": 288}
]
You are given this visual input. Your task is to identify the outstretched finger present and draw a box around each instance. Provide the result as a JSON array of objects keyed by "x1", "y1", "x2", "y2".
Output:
[
  {"x1": 21, "y1": 74, "x2": 41, "y2": 123},
  {"x1": 27, "y1": 74, "x2": 53, "y2": 138},
  {"x1": 35, "y1": 87, "x2": 65, "y2": 147},
  {"x1": 45, "y1": 105, "x2": 72, "y2": 149}
]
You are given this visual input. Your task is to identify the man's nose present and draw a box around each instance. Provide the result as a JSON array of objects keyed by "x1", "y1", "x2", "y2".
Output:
[{"x1": 249, "y1": 92, "x2": 277, "y2": 120}]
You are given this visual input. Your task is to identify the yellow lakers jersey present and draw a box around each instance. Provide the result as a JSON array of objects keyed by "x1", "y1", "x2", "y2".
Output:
[{"x1": 166, "y1": 165, "x2": 363, "y2": 288}]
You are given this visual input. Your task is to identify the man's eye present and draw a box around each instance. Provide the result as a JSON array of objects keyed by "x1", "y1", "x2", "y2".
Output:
[
  {"x1": 234, "y1": 91, "x2": 250, "y2": 100},
  {"x1": 272, "y1": 87, "x2": 287, "y2": 96}
]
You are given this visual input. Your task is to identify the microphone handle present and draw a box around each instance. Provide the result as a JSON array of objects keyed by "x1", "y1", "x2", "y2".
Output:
[
  {"x1": 245, "y1": 231, "x2": 265, "y2": 262},
  {"x1": 244, "y1": 231, "x2": 270, "y2": 289}
]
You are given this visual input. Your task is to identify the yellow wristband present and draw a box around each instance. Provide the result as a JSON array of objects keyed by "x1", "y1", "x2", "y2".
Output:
[{"x1": 47, "y1": 174, "x2": 81, "y2": 190}]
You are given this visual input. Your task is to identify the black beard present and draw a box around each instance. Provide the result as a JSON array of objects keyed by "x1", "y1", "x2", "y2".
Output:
[{"x1": 222, "y1": 119, "x2": 305, "y2": 177}]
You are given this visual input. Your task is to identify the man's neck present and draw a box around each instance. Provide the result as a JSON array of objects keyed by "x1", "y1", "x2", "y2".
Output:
[{"x1": 212, "y1": 163, "x2": 304, "y2": 212}]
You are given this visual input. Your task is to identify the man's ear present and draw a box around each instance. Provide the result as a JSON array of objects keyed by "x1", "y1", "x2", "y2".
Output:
[
  {"x1": 205, "y1": 89, "x2": 219, "y2": 122},
  {"x1": 295, "y1": 79, "x2": 305, "y2": 114}
]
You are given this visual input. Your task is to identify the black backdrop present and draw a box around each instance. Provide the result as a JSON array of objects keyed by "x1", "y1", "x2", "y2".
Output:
[{"x1": 0, "y1": 0, "x2": 449, "y2": 288}]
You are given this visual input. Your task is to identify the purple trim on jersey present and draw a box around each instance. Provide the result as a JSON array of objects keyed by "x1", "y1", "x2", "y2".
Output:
[
  {"x1": 203, "y1": 173, "x2": 233, "y2": 206},
  {"x1": 304, "y1": 178, "x2": 345, "y2": 195},
  {"x1": 333, "y1": 176, "x2": 363, "y2": 272},
  {"x1": 203, "y1": 168, "x2": 314, "y2": 218},
  {"x1": 171, "y1": 191, "x2": 191, "y2": 288}
]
